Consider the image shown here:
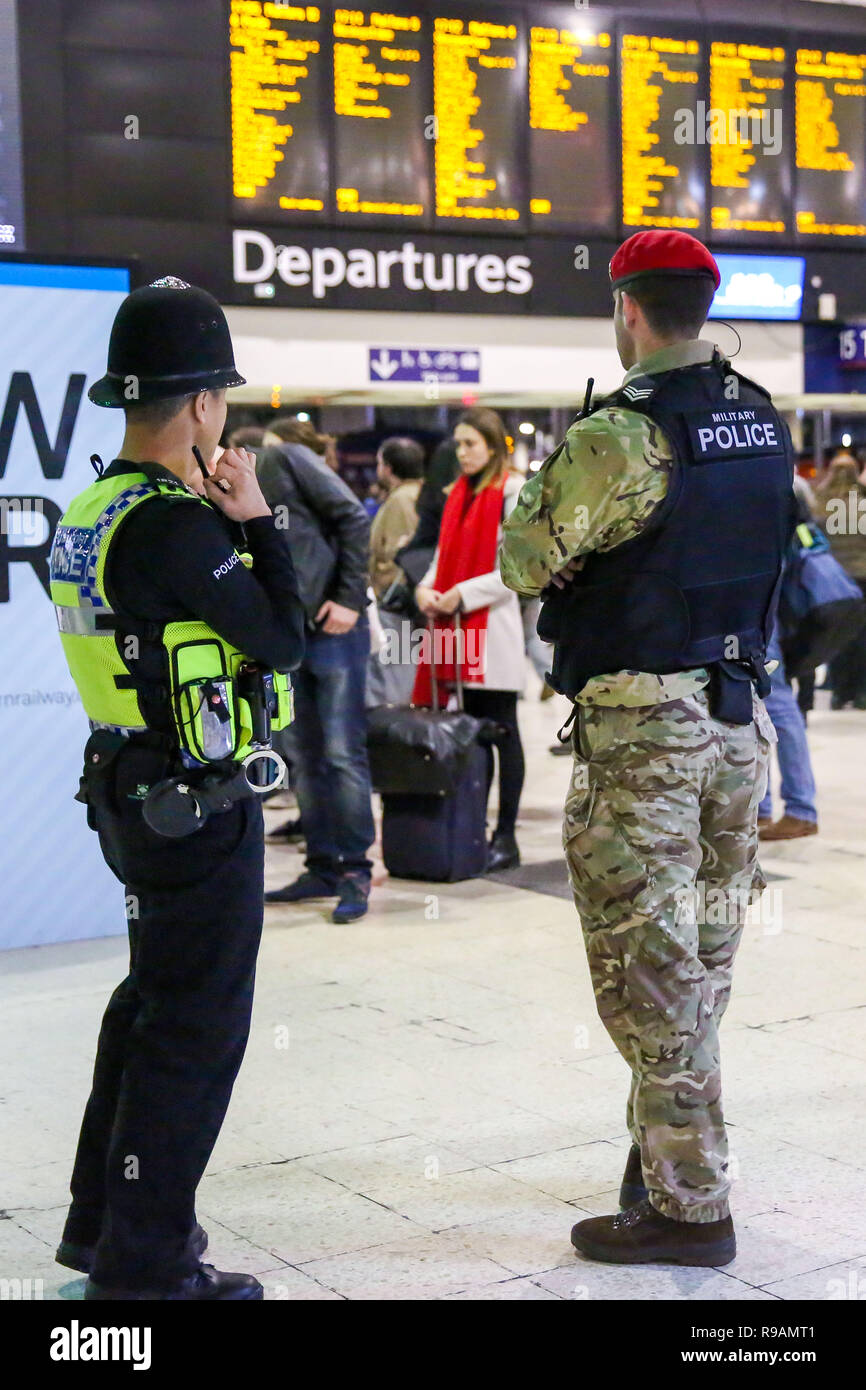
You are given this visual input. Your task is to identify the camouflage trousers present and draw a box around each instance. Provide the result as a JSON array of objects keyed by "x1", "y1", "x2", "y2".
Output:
[{"x1": 563, "y1": 689, "x2": 775, "y2": 1223}]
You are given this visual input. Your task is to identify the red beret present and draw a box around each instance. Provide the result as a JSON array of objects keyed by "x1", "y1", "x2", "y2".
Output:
[{"x1": 609, "y1": 231, "x2": 720, "y2": 292}]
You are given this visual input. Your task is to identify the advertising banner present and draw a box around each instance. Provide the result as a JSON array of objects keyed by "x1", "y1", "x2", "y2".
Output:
[{"x1": 0, "y1": 260, "x2": 130, "y2": 948}]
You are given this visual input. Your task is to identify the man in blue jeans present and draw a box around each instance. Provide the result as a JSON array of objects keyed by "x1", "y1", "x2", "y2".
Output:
[
  {"x1": 758, "y1": 629, "x2": 819, "y2": 841},
  {"x1": 256, "y1": 435, "x2": 376, "y2": 921}
]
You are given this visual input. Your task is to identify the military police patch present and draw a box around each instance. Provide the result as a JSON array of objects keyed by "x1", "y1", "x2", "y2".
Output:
[{"x1": 687, "y1": 406, "x2": 781, "y2": 461}]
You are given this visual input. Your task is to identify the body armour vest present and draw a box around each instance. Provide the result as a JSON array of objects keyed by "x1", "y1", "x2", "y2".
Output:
[
  {"x1": 49, "y1": 467, "x2": 293, "y2": 764},
  {"x1": 537, "y1": 351, "x2": 796, "y2": 702}
]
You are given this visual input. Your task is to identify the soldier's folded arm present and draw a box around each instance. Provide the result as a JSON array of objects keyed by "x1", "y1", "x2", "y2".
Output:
[{"x1": 499, "y1": 410, "x2": 670, "y2": 597}]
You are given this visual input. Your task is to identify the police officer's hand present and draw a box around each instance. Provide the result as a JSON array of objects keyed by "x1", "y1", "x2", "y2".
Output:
[
  {"x1": 203, "y1": 448, "x2": 271, "y2": 523},
  {"x1": 550, "y1": 557, "x2": 581, "y2": 590}
]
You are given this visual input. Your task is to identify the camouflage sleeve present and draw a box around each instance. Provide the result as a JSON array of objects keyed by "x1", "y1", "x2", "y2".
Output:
[{"x1": 499, "y1": 407, "x2": 673, "y2": 597}]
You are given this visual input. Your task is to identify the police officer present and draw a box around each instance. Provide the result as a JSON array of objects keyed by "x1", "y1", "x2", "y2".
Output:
[
  {"x1": 501, "y1": 232, "x2": 794, "y2": 1267},
  {"x1": 49, "y1": 278, "x2": 305, "y2": 1299}
]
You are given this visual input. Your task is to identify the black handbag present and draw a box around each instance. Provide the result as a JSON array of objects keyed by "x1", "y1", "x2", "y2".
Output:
[{"x1": 378, "y1": 575, "x2": 418, "y2": 618}]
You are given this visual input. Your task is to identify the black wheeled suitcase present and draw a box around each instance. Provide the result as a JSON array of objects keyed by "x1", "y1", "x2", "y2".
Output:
[
  {"x1": 380, "y1": 742, "x2": 488, "y2": 881},
  {"x1": 367, "y1": 616, "x2": 490, "y2": 882}
]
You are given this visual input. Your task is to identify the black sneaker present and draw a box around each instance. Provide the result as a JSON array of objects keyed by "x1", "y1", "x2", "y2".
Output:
[
  {"x1": 266, "y1": 816, "x2": 305, "y2": 843},
  {"x1": 332, "y1": 873, "x2": 370, "y2": 924},
  {"x1": 84, "y1": 1263, "x2": 263, "y2": 1301},
  {"x1": 619, "y1": 1144, "x2": 648, "y2": 1209},
  {"x1": 571, "y1": 1199, "x2": 736, "y2": 1267},
  {"x1": 57, "y1": 1222, "x2": 208, "y2": 1275},
  {"x1": 265, "y1": 871, "x2": 338, "y2": 904}
]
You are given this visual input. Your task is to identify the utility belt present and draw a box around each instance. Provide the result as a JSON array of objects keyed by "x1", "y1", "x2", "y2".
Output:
[
  {"x1": 80, "y1": 664, "x2": 288, "y2": 839},
  {"x1": 556, "y1": 655, "x2": 772, "y2": 746}
]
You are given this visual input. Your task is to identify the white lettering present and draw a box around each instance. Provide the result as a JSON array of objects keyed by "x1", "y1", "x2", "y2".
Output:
[
  {"x1": 376, "y1": 248, "x2": 402, "y2": 287},
  {"x1": 505, "y1": 254, "x2": 533, "y2": 294},
  {"x1": 346, "y1": 248, "x2": 377, "y2": 288},
  {"x1": 401, "y1": 241, "x2": 425, "y2": 290},
  {"x1": 233, "y1": 229, "x2": 275, "y2": 283},
  {"x1": 232, "y1": 235, "x2": 534, "y2": 299},
  {"x1": 422, "y1": 251, "x2": 455, "y2": 292},
  {"x1": 455, "y1": 253, "x2": 479, "y2": 291},
  {"x1": 276, "y1": 245, "x2": 310, "y2": 286},
  {"x1": 475, "y1": 254, "x2": 505, "y2": 293},
  {"x1": 212, "y1": 553, "x2": 241, "y2": 580},
  {"x1": 311, "y1": 247, "x2": 347, "y2": 299},
  {"x1": 697, "y1": 428, "x2": 714, "y2": 452}
]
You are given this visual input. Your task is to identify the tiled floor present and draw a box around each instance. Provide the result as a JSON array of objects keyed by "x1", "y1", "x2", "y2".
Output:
[{"x1": 3, "y1": 686, "x2": 865, "y2": 1300}]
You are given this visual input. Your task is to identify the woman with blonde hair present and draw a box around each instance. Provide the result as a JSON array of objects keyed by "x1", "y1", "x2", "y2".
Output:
[
  {"x1": 414, "y1": 407, "x2": 526, "y2": 870},
  {"x1": 263, "y1": 416, "x2": 340, "y2": 472}
]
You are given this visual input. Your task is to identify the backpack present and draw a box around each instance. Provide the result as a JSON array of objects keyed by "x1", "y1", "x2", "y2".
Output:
[{"x1": 778, "y1": 522, "x2": 866, "y2": 677}]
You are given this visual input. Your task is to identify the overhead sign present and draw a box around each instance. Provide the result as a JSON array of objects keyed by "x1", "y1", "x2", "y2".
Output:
[
  {"x1": 838, "y1": 324, "x2": 866, "y2": 368},
  {"x1": 368, "y1": 346, "x2": 481, "y2": 384}
]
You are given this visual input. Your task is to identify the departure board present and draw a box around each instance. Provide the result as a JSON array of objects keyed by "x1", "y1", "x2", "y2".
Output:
[
  {"x1": 528, "y1": 12, "x2": 615, "y2": 234},
  {"x1": 333, "y1": 8, "x2": 431, "y2": 226},
  {"x1": 432, "y1": 13, "x2": 525, "y2": 230},
  {"x1": 223, "y1": 5, "x2": 866, "y2": 250},
  {"x1": 795, "y1": 46, "x2": 866, "y2": 239},
  {"x1": 709, "y1": 40, "x2": 789, "y2": 239},
  {"x1": 620, "y1": 30, "x2": 704, "y2": 232},
  {"x1": 230, "y1": 1, "x2": 329, "y2": 220}
]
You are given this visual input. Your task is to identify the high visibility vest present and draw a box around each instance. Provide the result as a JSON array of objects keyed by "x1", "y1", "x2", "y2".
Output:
[{"x1": 49, "y1": 468, "x2": 293, "y2": 763}]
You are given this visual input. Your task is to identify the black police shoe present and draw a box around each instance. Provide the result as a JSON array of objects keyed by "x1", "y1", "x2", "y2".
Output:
[
  {"x1": 619, "y1": 1144, "x2": 648, "y2": 1209},
  {"x1": 332, "y1": 873, "x2": 370, "y2": 924},
  {"x1": 571, "y1": 1199, "x2": 736, "y2": 1267},
  {"x1": 56, "y1": 1222, "x2": 208, "y2": 1275},
  {"x1": 84, "y1": 1263, "x2": 263, "y2": 1300},
  {"x1": 265, "y1": 871, "x2": 338, "y2": 903},
  {"x1": 486, "y1": 831, "x2": 520, "y2": 872}
]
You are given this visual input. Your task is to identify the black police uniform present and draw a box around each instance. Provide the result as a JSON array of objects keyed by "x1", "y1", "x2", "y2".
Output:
[{"x1": 56, "y1": 281, "x2": 306, "y2": 1296}]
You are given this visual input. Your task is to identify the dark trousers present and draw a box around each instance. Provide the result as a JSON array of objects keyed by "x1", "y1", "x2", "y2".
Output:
[
  {"x1": 828, "y1": 579, "x2": 866, "y2": 703},
  {"x1": 461, "y1": 688, "x2": 525, "y2": 836},
  {"x1": 281, "y1": 622, "x2": 375, "y2": 880},
  {"x1": 62, "y1": 738, "x2": 265, "y2": 1291}
]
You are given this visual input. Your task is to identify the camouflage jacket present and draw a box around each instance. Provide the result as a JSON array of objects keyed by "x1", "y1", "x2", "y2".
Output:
[{"x1": 500, "y1": 340, "x2": 718, "y2": 707}]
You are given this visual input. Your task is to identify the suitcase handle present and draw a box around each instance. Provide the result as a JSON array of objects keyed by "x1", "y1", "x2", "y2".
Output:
[{"x1": 428, "y1": 612, "x2": 463, "y2": 712}]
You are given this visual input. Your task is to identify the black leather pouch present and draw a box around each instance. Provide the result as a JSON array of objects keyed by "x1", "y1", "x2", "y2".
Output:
[{"x1": 707, "y1": 662, "x2": 754, "y2": 725}]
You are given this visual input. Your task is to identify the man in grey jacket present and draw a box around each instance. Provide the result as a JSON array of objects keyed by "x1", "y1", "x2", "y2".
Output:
[{"x1": 257, "y1": 441, "x2": 375, "y2": 922}]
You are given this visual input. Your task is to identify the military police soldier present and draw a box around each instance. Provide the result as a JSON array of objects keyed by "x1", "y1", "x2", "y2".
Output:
[
  {"x1": 49, "y1": 279, "x2": 305, "y2": 1299},
  {"x1": 501, "y1": 231, "x2": 794, "y2": 1266}
]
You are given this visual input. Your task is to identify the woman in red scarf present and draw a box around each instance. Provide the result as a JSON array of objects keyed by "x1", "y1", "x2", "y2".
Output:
[{"x1": 413, "y1": 409, "x2": 526, "y2": 871}]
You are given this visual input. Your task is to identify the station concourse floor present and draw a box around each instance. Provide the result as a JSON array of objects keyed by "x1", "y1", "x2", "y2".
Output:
[{"x1": 3, "y1": 686, "x2": 865, "y2": 1302}]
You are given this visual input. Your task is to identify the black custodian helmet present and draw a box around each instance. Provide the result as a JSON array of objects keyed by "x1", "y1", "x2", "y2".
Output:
[{"x1": 88, "y1": 276, "x2": 246, "y2": 408}]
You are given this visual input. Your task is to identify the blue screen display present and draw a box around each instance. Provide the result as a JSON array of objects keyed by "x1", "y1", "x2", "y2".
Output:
[{"x1": 709, "y1": 254, "x2": 806, "y2": 322}]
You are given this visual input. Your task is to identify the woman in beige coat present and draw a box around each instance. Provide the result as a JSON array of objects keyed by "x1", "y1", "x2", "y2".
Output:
[{"x1": 415, "y1": 408, "x2": 526, "y2": 870}]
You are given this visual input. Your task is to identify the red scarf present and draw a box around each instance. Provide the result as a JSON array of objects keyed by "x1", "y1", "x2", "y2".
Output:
[{"x1": 412, "y1": 472, "x2": 505, "y2": 707}]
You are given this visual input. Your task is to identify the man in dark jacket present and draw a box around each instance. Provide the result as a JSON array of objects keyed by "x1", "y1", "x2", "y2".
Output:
[{"x1": 257, "y1": 442, "x2": 376, "y2": 922}]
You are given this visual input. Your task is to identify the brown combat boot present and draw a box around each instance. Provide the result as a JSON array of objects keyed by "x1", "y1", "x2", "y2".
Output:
[
  {"x1": 571, "y1": 1199, "x2": 736, "y2": 1266},
  {"x1": 758, "y1": 815, "x2": 818, "y2": 842}
]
